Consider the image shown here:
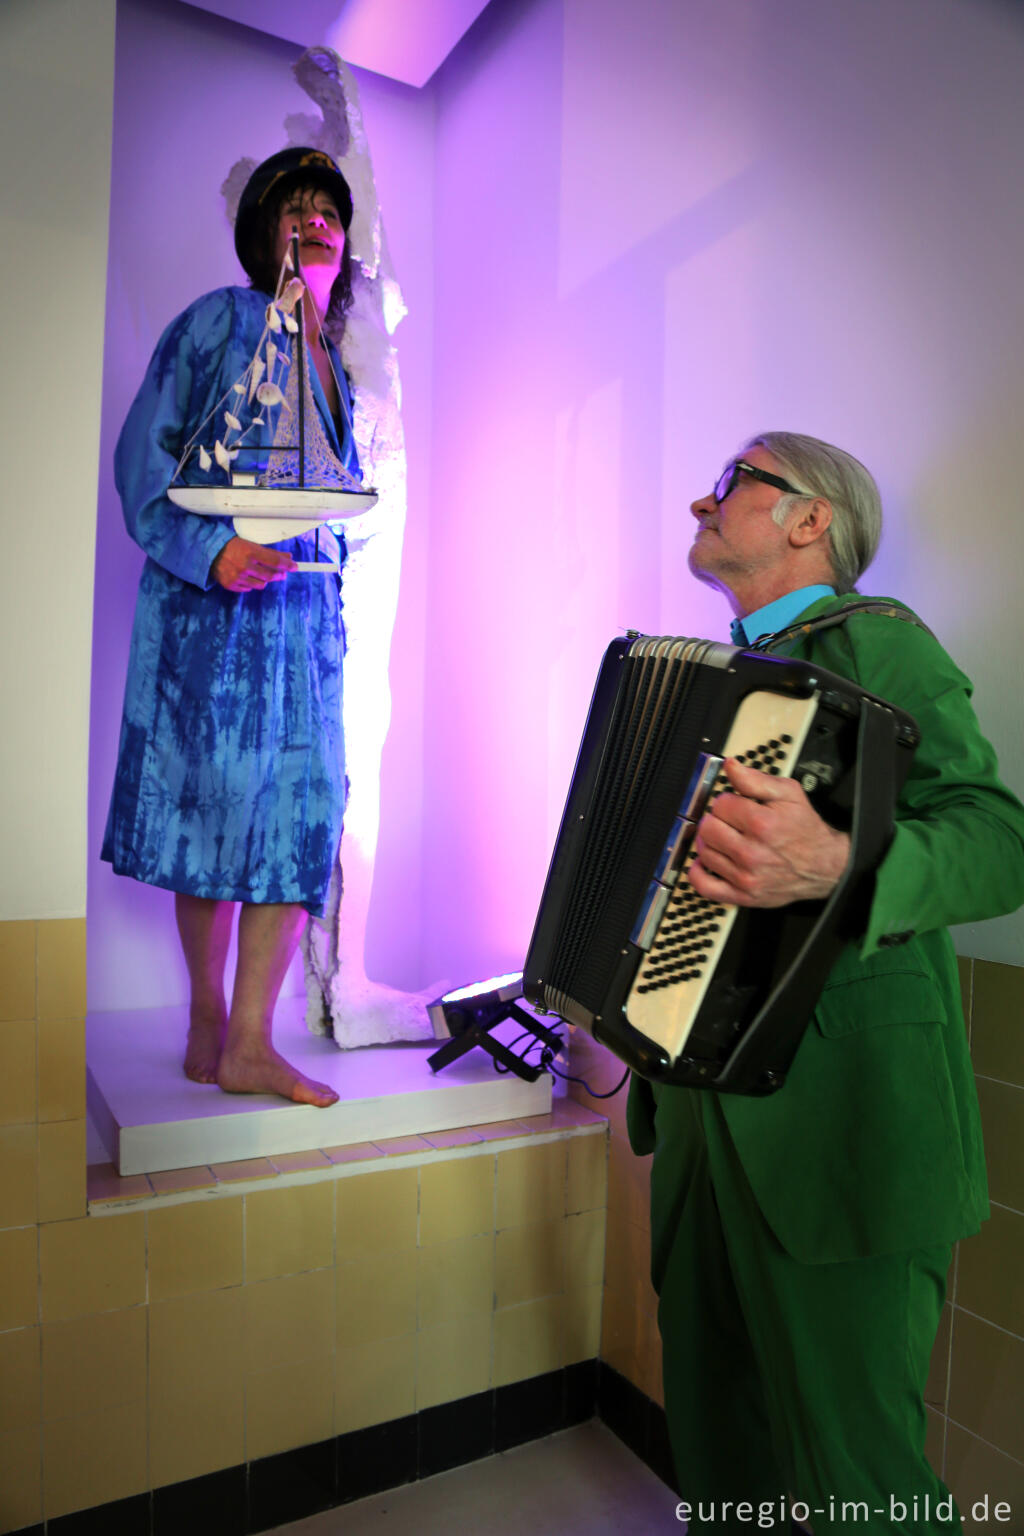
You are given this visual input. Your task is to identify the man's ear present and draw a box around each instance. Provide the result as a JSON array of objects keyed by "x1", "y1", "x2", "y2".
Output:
[{"x1": 788, "y1": 496, "x2": 833, "y2": 549}]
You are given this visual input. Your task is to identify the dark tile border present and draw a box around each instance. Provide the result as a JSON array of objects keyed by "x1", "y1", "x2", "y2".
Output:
[
  {"x1": 152, "y1": 1466, "x2": 247, "y2": 1536},
  {"x1": 337, "y1": 1414, "x2": 418, "y2": 1503},
  {"x1": 597, "y1": 1362, "x2": 679, "y2": 1495},
  {"x1": 47, "y1": 1493, "x2": 152, "y2": 1536},
  {"x1": 495, "y1": 1369, "x2": 564, "y2": 1451},
  {"x1": 247, "y1": 1438, "x2": 337, "y2": 1534},
  {"x1": 419, "y1": 1390, "x2": 496, "y2": 1477},
  {"x1": 23, "y1": 1360, "x2": 684, "y2": 1535}
]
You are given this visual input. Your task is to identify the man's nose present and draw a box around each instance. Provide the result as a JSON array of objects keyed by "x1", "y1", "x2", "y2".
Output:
[{"x1": 690, "y1": 493, "x2": 716, "y2": 519}]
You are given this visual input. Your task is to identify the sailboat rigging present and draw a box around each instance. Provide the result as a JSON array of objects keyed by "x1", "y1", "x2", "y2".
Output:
[{"x1": 168, "y1": 234, "x2": 376, "y2": 572}]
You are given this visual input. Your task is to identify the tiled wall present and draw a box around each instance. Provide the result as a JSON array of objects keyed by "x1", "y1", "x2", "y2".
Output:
[
  {"x1": 571, "y1": 955, "x2": 1024, "y2": 1528},
  {"x1": 0, "y1": 918, "x2": 606, "y2": 1533}
]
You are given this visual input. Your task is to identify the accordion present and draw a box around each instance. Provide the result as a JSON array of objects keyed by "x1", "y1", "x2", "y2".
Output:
[{"x1": 522, "y1": 635, "x2": 920, "y2": 1095}]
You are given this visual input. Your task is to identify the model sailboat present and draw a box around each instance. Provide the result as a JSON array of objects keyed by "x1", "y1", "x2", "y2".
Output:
[{"x1": 168, "y1": 235, "x2": 377, "y2": 573}]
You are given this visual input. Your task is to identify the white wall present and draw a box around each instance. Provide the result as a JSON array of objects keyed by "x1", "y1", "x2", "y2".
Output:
[{"x1": 0, "y1": 0, "x2": 116, "y2": 921}]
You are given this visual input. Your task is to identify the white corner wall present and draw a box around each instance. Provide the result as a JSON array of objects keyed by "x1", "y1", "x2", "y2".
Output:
[{"x1": 0, "y1": 0, "x2": 116, "y2": 921}]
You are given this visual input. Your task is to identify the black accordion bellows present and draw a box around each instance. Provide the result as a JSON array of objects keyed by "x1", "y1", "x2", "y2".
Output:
[{"x1": 523, "y1": 635, "x2": 919, "y2": 1095}]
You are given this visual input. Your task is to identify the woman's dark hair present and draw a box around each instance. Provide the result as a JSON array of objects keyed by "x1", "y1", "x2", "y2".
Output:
[{"x1": 241, "y1": 174, "x2": 354, "y2": 340}]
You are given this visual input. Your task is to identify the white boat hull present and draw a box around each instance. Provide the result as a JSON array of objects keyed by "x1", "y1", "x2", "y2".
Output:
[
  {"x1": 168, "y1": 485, "x2": 378, "y2": 548},
  {"x1": 168, "y1": 485, "x2": 377, "y2": 517}
]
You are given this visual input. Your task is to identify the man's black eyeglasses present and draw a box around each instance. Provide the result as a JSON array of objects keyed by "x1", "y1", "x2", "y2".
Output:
[{"x1": 713, "y1": 460, "x2": 811, "y2": 505}]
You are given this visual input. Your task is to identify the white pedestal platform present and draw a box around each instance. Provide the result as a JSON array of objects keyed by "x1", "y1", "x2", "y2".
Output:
[{"x1": 87, "y1": 995, "x2": 554, "y2": 1177}]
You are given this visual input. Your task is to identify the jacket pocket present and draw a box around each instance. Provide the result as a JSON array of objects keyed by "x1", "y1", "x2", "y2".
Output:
[{"x1": 814, "y1": 969, "x2": 945, "y2": 1038}]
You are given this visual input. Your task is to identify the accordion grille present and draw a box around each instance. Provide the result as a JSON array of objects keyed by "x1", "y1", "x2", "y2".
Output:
[{"x1": 548, "y1": 638, "x2": 718, "y2": 1012}]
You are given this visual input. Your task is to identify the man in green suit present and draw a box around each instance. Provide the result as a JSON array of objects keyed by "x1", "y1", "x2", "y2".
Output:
[{"x1": 628, "y1": 432, "x2": 1024, "y2": 1533}]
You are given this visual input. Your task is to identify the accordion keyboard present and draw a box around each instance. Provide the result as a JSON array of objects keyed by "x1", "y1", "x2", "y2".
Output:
[{"x1": 624, "y1": 687, "x2": 820, "y2": 1062}]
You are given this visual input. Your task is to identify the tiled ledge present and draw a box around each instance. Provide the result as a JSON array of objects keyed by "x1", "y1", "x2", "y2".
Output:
[{"x1": 87, "y1": 1099, "x2": 609, "y2": 1214}]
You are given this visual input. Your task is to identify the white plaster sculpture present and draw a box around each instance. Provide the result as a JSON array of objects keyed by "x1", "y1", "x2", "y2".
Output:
[{"x1": 224, "y1": 47, "x2": 434, "y2": 1046}]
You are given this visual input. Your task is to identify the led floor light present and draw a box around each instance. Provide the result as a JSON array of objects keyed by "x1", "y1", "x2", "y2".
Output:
[{"x1": 426, "y1": 972, "x2": 564, "y2": 1081}]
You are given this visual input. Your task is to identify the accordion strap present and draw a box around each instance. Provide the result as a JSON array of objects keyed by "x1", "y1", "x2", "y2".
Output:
[{"x1": 750, "y1": 600, "x2": 935, "y2": 654}]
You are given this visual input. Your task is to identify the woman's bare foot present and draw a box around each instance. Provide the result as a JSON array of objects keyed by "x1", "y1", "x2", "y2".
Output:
[
  {"x1": 216, "y1": 1044, "x2": 339, "y2": 1107},
  {"x1": 184, "y1": 1007, "x2": 227, "y2": 1084}
]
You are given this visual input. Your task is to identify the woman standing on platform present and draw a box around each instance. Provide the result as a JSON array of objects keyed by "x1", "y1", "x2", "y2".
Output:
[{"x1": 103, "y1": 148, "x2": 361, "y2": 1107}]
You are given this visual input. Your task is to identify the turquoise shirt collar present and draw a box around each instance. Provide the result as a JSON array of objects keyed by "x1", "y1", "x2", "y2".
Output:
[{"x1": 730, "y1": 585, "x2": 837, "y2": 647}]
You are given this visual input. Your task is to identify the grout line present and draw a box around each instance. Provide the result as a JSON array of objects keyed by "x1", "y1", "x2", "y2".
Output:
[
  {"x1": 988, "y1": 1197, "x2": 1024, "y2": 1218},
  {"x1": 951, "y1": 1303, "x2": 1024, "y2": 1345},
  {"x1": 945, "y1": 1417, "x2": 1024, "y2": 1469}
]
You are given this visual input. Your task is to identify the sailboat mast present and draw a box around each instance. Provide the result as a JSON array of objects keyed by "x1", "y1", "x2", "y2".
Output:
[{"x1": 292, "y1": 233, "x2": 305, "y2": 491}]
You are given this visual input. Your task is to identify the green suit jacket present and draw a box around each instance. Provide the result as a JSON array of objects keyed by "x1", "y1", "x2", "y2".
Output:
[{"x1": 630, "y1": 594, "x2": 1024, "y2": 1264}]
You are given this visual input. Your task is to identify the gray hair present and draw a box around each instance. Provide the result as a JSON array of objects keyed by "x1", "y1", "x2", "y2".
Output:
[{"x1": 742, "y1": 431, "x2": 882, "y2": 593}]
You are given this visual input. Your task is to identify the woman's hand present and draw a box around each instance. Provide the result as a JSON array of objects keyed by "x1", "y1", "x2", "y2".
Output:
[{"x1": 211, "y1": 537, "x2": 295, "y2": 592}]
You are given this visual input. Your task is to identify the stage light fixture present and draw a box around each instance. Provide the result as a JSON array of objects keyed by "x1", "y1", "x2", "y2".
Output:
[{"x1": 426, "y1": 972, "x2": 564, "y2": 1081}]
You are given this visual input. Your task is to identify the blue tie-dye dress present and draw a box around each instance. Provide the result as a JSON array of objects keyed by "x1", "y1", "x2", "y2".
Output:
[{"x1": 101, "y1": 286, "x2": 358, "y2": 917}]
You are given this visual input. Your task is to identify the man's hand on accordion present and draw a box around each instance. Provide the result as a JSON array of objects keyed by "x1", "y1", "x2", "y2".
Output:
[{"x1": 689, "y1": 758, "x2": 851, "y2": 908}]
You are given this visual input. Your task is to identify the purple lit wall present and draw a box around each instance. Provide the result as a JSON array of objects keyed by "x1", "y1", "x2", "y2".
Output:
[
  {"x1": 90, "y1": 0, "x2": 1024, "y2": 1013},
  {"x1": 419, "y1": 0, "x2": 1024, "y2": 979}
]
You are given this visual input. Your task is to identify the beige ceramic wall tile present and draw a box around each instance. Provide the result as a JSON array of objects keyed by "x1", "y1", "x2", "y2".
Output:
[
  {"x1": 40, "y1": 1212, "x2": 145, "y2": 1321},
  {"x1": 149, "y1": 1286, "x2": 245, "y2": 1488},
  {"x1": 37, "y1": 1018, "x2": 86, "y2": 1123},
  {"x1": 925, "y1": 1304, "x2": 953, "y2": 1410},
  {"x1": 493, "y1": 1294, "x2": 564, "y2": 1386},
  {"x1": 416, "y1": 1311, "x2": 492, "y2": 1410},
  {"x1": 36, "y1": 918, "x2": 86, "y2": 1024},
  {"x1": 0, "y1": 1325, "x2": 40, "y2": 1434},
  {"x1": 0, "y1": 1423, "x2": 42, "y2": 1532},
  {"x1": 246, "y1": 1351, "x2": 334, "y2": 1462},
  {"x1": 566, "y1": 1208, "x2": 607, "y2": 1291},
  {"x1": 335, "y1": 1332, "x2": 416, "y2": 1435},
  {"x1": 638, "y1": 1306, "x2": 664, "y2": 1406},
  {"x1": 0, "y1": 1123, "x2": 37, "y2": 1229},
  {"x1": 0, "y1": 1022, "x2": 36, "y2": 1126},
  {"x1": 607, "y1": 1137, "x2": 652, "y2": 1233},
  {"x1": 957, "y1": 1205, "x2": 1024, "y2": 1337},
  {"x1": 419, "y1": 1155, "x2": 494, "y2": 1245},
  {"x1": 37, "y1": 1119, "x2": 86, "y2": 1223},
  {"x1": 148, "y1": 1195, "x2": 244, "y2": 1300},
  {"x1": 945, "y1": 1422, "x2": 1024, "y2": 1531},
  {"x1": 948, "y1": 1311, "x2": 1024, "y2": 1462},
  {"x1": 336, "y1": 1166, "x2": 418, "y2": 1256},
  {"x1": 497, "y1": 1141, "x2": 567, "y2": 1229},
  {"x1": 925, "y1": 1406, "x2": 946, "y2": 1484},
  {"x1": 566, "y1": 1131, "x2": 608, "y2": 1214},
  {"x1": 600, "y1": 1279, "x2": 645, "y2": 1386},
  {"x1": 337, "y1": 1249, "x2": 417, "y2": 1348},
  {"x1": 0, "y1": 920, "x2": 36, "y2": 1023},
  {"x1": 244, "y1": 1266, "x2": 335, "y2": 1372},
  {"x1": 563, "y1": 1284, "x2": 602, "y2": 1365},
  {"x1": 956, "y1": 956, "x2": 972, "y2": 1037},
  {"x1": 972, "y1": 960, "x2": 1024, "y2": 1089},
  {"x1": 43, "y1": 1398, "x2": 147, "y2": 1520},
  {"x1": 604, "y1": 1215, "x2": 652, "y2": 1303},
  {"x1": 495, "y1": 1219, "x2": 566, "y2": 1308},
  {"x1": 417, "y1": 1233, "x2": 494, "y2": 1329},
  {"x1": 148, "y1": 1166, "x2": 217, "y2": 1196},
  {"x1": 0, "y1": 1226, "x2": 38, "y2": 1330},
  {"x1": 976, "y1": 1079, "x2": 1024, "y2": 1212},
  {"x1": 42, "y1": 1306, "x2": 146, "y2": 1421},
  {"x1": 246, "y1": 1180, "x2": 334, "y2": 1282}
]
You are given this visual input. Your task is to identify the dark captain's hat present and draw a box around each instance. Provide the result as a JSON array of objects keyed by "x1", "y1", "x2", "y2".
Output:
[{"x1": 234, "y1": 147, "x2": 353, "y2": 278}]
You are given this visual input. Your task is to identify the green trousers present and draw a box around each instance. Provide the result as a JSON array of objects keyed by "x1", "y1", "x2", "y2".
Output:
[{"x1": 649, "y1": 1086, "x2": 957, "y2": 1534}]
